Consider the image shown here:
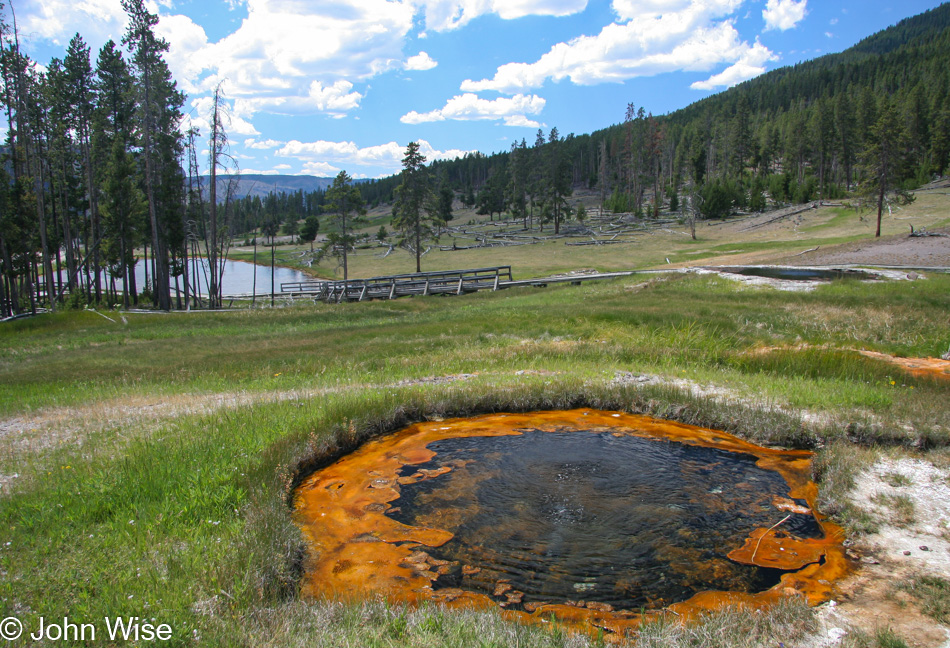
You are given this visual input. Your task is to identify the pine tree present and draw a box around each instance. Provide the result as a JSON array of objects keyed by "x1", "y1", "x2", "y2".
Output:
[
  {"x1": 810, "y1": 97, "x2": 834, "y2": 197},
  {"x1": 645, "y1": 114, "x2": 664, "y2": 217},
  {"x1": 205, "y1": 83, "x2": 239, "y2": 310},
  {"x1": 542, "y1": 127, "x2": 573, "y2": 234},
  {"x1": 506, "y1": 140, "x2": 529, "y2": 227},
  {"x1": 860, "y1": 97, "x2": 915, "y2": 237},
  {"x1": 392, "y1": 142, "x2": 431, "y2": 273},
  {"x1": 322, "y1": 170, "x2": 364, "y2": 284},
  {"x1": 835, "y1": 91, "x2": 857, "y2": 188},
  {"x1": 428, "y1": 168, "x2": 454, "y2": 231},
  {"x1": 65, "y1": 34, "x2": 101, "y2": 302},
  {"x1": 476, "y1": 165, "x2": 506, "y2": 221},
  {"x1": 122, "y1": 0, "x2": 184, "y2": 310},
  {"x1": 93, "y1": 40, "x2": 138, "y2": 305},
  {"x1": 100, "y1": 139, "x2": 145, "y2": 308}
]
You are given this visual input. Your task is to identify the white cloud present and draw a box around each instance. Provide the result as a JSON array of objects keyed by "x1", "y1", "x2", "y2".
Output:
[
  {"x1": 405, "y1": 51, "x2": 438, "y2": 71},
  {"x1": 16, "y1": 0, "x2": 127, "y2": 48},
  {"x1": 237, "y1": 168, "x2": 283, "y2": 175},
  {"x1": 231, "y1": 80, "x2": 363, "y2": 120},
  {"x1": 503, "y1": 115, "x2": 542, "y2": 128},
  {"x1": 610, "y1": 0, "x2": 733, "y2": 22},
  {"x1": 244, "y1": 138, "x2": 286, "y2": 150},
  {"x1": 461, "y1": 1, "x2": 771, "y2": 94},
  {"x1": 400, "y1": 93, "x2": 545, "y2": 126},
  {"x1": 154, "y1": 0, "x2": 414, "y2": 119},
  {"x1": 690, "y1": 39, "x2": 775, "y2": 90},
  {"x1": 184, "y1": 96, "x2": 260, "y2": 137},
  {"x1": 762, "y1": 0, "x2": 807, "y2": 32},
  {"x1": 277, "y1": 138, "x2": 473, "y2": 174},
  {"x1": 413, "y1": 0, "x2": 588, "y2": 32},
  {"x1": 302, "y1": 161, "x2": 343, "y2": 176}
]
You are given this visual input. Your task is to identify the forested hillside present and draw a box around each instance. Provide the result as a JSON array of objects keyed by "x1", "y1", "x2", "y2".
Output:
[{"x1": 359, "y1": 3, "x2": 950, "y2": 227}]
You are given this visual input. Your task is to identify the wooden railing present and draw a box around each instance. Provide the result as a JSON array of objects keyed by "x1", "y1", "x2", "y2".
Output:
[{"x1": 280, "y1": 266, "x2": 513, "y2": 302}]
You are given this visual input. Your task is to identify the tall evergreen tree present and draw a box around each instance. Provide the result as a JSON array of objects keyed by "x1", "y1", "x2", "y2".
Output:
[
  {"x1": 64, "y1": 34, "x2": 100, "y2": 302},
  {"x1": 506, "y1": 140, "x2": 529, "y2": 227},
  {"x1": 392, "y1": 142, "x2": 431, "y2": 273},
  {"x1": 122, "y1": 0, "x2": 184, "y2": 310},
  {"x1": 93, "y1": 39, "x2": 138, "y2": 305},
  {"x1": 861, "y1": 97, "x2": 915, "y2": 237},
  {"x1": 476, "y1": 165, "x2": 506, "y2": 221},
  {"x1": 542, "y1": 127, "x2": 573, "y2": 234},
  {"x1": 428, "y1": 167, "x2": 454, "y2": 231},
  {"x1": 322, "y1": 170, "x2": 364, "y2": 284},
  {"x1": 835, "y1": 91, "x2": 857, "y2": 188}
]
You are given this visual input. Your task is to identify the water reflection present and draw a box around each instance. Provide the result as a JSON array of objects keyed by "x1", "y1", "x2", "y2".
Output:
[
  {"x1": 58, "y1": 258, "x2": 310, "y2": 296},
  {"x1": 390, "y1": 429, "x2": 819, "y2": 610}
]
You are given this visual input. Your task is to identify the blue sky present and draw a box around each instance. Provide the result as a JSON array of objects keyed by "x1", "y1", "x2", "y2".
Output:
[{"x1": 14, "y1": 0, "x2": 947, "y2": 178}]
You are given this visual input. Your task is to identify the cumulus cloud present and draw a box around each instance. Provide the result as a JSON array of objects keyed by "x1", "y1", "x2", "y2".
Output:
[
  {"x1": 152, "y1": 0, "x2": 414, "y2": 124},
  {"x1": 405, "y1": 51, "x2": 438, "y2": 71},
  {"x1": 231, "y1": 80, "x2": 364, "y2": 120},
  {"x1": 461, "y1": 0, "x2": 773, "y2": 93},
  {"x1": 244, "y1": 138, "x2": 286, "y2": 150},
  {"x1": 277, "y1": 138, "x2": 473, "y2": 174},
  {"x1": 185, "y1": 96, "x2": 261, "y2": 136},
  {"x1": 503, "y1": 114, "x2": 543, "y2": 128},
  {"x1": 15, "y1": 0, "x2": 127, "y2": 48},
  {"x1": 413, "y1": 0, "x2": 588, "y2": 32},
  {"x1": 400, "y1": 93, "x2": 545, "y2": 126},
  {"x1": 690, "y1": 39, "x2": 775, "y2": 90},
  {"x1": 762, "y1": 0, "x2": 808, "y2": 31}
]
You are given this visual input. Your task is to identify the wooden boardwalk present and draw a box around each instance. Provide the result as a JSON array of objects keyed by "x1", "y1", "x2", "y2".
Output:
[
  {"x1": 277, "y1": 266, "x2": 635, "y2": 302},
  {"x1": 280, "y1": 267, "x2": 513, "y2": 302}
]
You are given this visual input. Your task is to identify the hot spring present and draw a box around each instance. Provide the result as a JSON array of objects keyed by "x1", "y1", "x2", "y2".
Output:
[{"x1": 294, "y1": 410, "x2": 848, "y2": 636}]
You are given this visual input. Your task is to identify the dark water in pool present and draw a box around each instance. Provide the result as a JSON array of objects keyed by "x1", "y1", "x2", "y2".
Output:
[
  {"x1": 724, "y1": 267, "x2": 877, "y2": 281},
  {"x1": 388, "y1": 429, "x2": 821, "y2": 610}
]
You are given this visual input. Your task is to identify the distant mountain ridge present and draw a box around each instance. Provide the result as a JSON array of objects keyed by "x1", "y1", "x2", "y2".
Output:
[{"x1": 199, "y1": 174, "x2": 335, "y2": 201}]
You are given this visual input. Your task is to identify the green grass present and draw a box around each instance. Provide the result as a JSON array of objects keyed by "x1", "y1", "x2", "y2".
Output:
[
  {"x1": 898, "y1": 575, "x2": 950, "y2": 623},
  {"x1": 882, "y1": 472, "x2": 912, "y2": 487},
  {"x1": 801, "y1": 207, "x2": 859, "y2": 232},
  {"x1": 2, "y1": 272, "x2": 949, "y2": 646},
  {"x1": 870, "y1": 492, "x2": 916, "y2": 527}
]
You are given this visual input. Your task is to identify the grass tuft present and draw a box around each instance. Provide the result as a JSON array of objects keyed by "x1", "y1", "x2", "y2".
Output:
[
  {"x1": 633, "y1": 599, "x2": 816, "y2": 647},
  {"x1": 870, "y1": 493, "x2": 916, "y2": 527},
  {"x1": 898, "y1": 575, "x2": 950, "y2": 623},
  {"x1": 812, "y1": 442, "x2": 880, "y2": 533}
]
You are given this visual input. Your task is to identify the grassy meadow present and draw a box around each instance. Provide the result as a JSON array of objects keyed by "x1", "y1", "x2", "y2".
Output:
[
  {"x1": 2, "y1": 211, "x2": 950, "y2": 646},
  {"x1": 230, "y1": 186, "x2": 950, "y2": 280}
]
